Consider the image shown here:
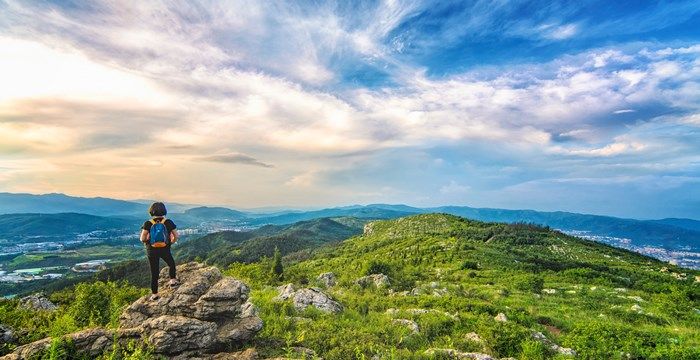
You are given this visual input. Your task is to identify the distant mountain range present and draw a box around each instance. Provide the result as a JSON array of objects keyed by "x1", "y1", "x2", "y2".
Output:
[
  {"x1": 0, "y1": 193, "x2": 193, "y2": 216},
  {"x1": 0, "y1": 192, "x2": 698, "y2": 255}
]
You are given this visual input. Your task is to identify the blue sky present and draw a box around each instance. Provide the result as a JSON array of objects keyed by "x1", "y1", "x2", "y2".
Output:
[{"x1": 0, "y1": 0, "x2": 699, "y2": 219}]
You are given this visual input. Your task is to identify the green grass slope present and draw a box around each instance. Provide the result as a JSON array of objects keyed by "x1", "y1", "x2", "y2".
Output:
[
  {"x1": 177, "y1": 217, "x2": 365, "y2": 266},
  {"x1": 227, "y1": 213, "x2": 699, "y2": 359}
]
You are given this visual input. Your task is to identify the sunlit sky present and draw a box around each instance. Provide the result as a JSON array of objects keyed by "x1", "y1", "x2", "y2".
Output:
[{"x1": 1, "y1": 1, "x2": 699, "y2": 219}]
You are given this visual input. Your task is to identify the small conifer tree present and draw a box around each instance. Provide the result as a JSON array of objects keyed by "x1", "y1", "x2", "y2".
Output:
[{"x1": 272, "y1": 246, "x2": 283, "y2": 279}]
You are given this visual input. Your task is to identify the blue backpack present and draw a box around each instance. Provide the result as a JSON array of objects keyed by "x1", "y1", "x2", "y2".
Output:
[{"x1": 148, "y1": 218, "x2": 170, "y2": 248}]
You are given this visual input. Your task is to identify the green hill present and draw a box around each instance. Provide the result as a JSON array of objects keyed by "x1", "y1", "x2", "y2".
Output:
[
  {"x1": 175, "y1": 217, "x2": 364, "y2": 266},
  {"x1": 227, "y1": 213, "x2": 699, "y2": 359}
]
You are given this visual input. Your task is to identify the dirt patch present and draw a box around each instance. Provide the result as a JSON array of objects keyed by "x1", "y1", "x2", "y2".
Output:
[{"x1": 544, "y1": 324, "x2": 562, "y2": 336}]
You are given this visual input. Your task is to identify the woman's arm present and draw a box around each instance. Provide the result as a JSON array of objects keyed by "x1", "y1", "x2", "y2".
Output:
[
  {"x1": 170, "y1": 229, "x2": 179, "y2": 243},
  {"x1": 140, "y1": 229, "x2": 149, "y2": 243}
]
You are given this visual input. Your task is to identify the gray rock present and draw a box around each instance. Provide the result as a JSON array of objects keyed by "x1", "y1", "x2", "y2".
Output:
[
  {"x1": 464, "y1": 332, "x2": 484, "y2": 344},
  {"x1": 276, "y1": 284, "x2": 342, "y2": 313},
  {"x1": 68, "y1": 328, "x2": 115, "y2": 357},
  {"x1": 276, "y1": 283, "x2": 296, "y2": 301},
  {"x1": 141, "y1": 315, "x2": 216, "y2": 355},
  {"x1": 1, "y1": 328, "x2": 114, "y2": 360},
  {"x1": 355, "y1": 274, "x2": 390, "y2": 288},
  {"x1": 19, "y1": 293, "x2": 57, "y2": 311},
  {"x1": 494, "y1": 313, "x2": 508, "y2": 322},
  {"x1": 392, "y1": 319, "x2": 419, "y2": 334},
  {"x1": 291, "y1": 288, "x2": 343, "y2": 313},
  {"x1": 0, "y1": 325, "x2": 15, "y2": 345},
  {"x1": 317, "y1": 272, "x2": 337, "y2": 287}
]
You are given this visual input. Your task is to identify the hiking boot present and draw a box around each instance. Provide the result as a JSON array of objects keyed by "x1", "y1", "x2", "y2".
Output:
[
  {"x1": 149, "y1": 294, "x2": 160, "y2": 301},
  {"x1": 169, "y1": 278, "x2": 180, "y2": 288}
]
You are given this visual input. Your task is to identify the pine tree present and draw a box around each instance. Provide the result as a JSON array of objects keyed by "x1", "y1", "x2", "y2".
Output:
[{"x1": 272, "y1": 246, "x2": 283, "y2": 279}]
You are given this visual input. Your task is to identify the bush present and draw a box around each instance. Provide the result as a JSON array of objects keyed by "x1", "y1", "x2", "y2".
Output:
[
  {"x1": 98, "y1": 340, "x2": 158, "y2": 360},
  {"x1": 478, "y1": 319, "x2": 529, "y2": 357},
  {"x1": 513, "y1": 275, "x2": 544, "y2": 294},
  {"x1": 520, "y1": 339, "x2": 548, "y2": 360},
  {"x1": 363, "y1": 261, "x2": 391, "y2": 276},
  {"x1": 69, "y1": 282, "x2": 145, "y2": 328},
  {"x1": 460, "y1": 261, "x2": 479, "y2": 270}
]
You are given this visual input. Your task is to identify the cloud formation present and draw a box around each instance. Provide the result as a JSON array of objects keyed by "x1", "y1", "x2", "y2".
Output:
[
  {"x1": 198, "y1": 153, "x2": 274, "y2": 168},
  {"x1": 0, "y1": 0, "x2": 698, "y2": 218}
]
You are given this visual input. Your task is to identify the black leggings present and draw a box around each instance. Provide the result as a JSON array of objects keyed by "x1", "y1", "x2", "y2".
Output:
[{"x1": 147, "y1": 247, "x2": 176, "y2": 294}]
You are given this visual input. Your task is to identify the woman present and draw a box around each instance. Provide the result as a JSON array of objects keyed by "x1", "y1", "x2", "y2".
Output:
[{"x1": 140, "y1": 202, "x2": 179, "y2": 300}]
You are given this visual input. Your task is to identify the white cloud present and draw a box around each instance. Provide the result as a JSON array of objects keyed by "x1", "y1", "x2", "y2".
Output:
[
  {"x1": 0, "y1": 36, "x2": 172, "y2": 107},
  {"x1": 439, "y1": 180, "x2": 470, "y2": 195},
  {"x1": 545, "y1": 23, "x2": 578, "y2": 40}
]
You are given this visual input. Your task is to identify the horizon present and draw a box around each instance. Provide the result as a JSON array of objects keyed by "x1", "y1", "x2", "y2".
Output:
[
  {"x1": 3, "y1": 190, "x2": 699, "y2": 221},
  {"x1": 1, "y1": 1, "x2": 699, "y2": 219}
]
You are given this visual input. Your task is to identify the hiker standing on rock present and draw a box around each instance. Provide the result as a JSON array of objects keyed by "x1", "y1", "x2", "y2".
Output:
[{"x1": 140, "y1": 202, "x2": 180, "y2": 300}]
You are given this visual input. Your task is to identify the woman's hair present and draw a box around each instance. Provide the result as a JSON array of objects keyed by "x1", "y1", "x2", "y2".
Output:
[{"x1": 148, "y1": 202, "x2": 167, "y2": 217}]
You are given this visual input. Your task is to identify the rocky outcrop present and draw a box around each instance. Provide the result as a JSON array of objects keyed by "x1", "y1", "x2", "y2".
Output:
[
  {"x1": 18, "y1": 293, "x2": 57, "y2": 311},
  {"x1": 275, "y1": 284, "x2": 343, "y2": 313},
  {"x1": 317, "y1": 272, "x2": 336, "y2": 287},
  {"x1": 1, "y1": 262, "x2": 262, "y2": 360},
  {"x1": 355, "y1": 274, "x2": 390, "y2": 288},
  {"x1": 1, "y1": 328, "x2": 114, "y2": 360}
]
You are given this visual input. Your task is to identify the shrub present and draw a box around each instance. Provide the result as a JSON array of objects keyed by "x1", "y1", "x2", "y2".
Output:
[
  {"x1": 520, "y1": 339, "x2": 548, "y2": 360},
  {"x1": 363, "y1": 261, "x2": 391, "y2": 276},
  {"x1": 460, "y1": 261, "x2": 479, "y2": 270},
  {"x1": 98, "y1": 340, "x2": 158, "y2": 360},
  {"x1": 478, "y1": 319, "x2": 529, "y2": 357},
  {"x1": 69, "y1": 282, "x2": 145, "y2": 328},
  {"x1": 513, "y1": 274, "x2": 544, "y2": 294}
]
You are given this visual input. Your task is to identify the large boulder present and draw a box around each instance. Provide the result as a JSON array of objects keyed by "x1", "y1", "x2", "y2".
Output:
[
  {"x1": 18, "y1": 293, "x2": 57, "y2": 311},
  {"x1": 275, "y1": 284, "x2": 343, "y2": 313},
  {"x1": 1, "y1": 262, "x2": 262, "y2": 360}
]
